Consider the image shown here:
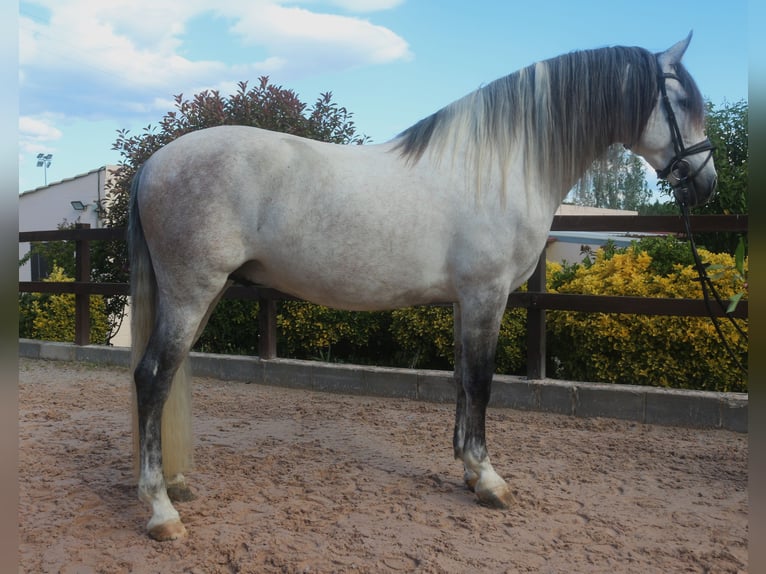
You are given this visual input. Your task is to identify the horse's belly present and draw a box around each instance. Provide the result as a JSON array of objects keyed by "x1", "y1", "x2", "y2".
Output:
[{"x1": 236, "y1": 250, "x2": 455, "y2": 311}]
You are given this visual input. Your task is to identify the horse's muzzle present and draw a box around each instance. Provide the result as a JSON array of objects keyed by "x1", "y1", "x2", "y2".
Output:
[{"x1": 669, "y1": 159, "x2": 718, "y2": 207}]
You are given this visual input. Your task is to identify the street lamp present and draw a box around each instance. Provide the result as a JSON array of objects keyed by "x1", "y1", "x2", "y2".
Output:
[{"x1": 36, "y1": 153, "x2": 53, "y2": 185}]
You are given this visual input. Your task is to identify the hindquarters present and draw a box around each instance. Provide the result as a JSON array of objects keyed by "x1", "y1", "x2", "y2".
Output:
[{"x1": 130, "y1": 160, "x2": 240, "y2": 538}]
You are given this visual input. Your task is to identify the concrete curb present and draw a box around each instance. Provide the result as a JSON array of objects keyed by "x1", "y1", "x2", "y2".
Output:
[{"x1": 19, "y1": 339, "x2": 747, "y2": 433}]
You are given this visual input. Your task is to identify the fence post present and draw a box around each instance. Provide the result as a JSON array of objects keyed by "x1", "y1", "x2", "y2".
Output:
[
  {"x1": 526, "y1": 250, "x2": 546, "y2": 379},
  {"x1": 258, "y1": 296, "x2": 278, "y2": 359},
  {"x1": 74, "y1": 223, "x2": 91, "y2": 346}
]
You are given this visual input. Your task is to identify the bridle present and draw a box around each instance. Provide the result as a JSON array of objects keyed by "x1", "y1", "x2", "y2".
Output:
[
  {"x1": 655, "y1": 66, "x2": 746, "y2": 375},
  {"x1": 654, "y1": 68, "x2": 716, "y2": 206}
]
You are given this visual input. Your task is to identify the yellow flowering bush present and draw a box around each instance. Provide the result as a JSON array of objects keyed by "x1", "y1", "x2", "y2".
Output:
[
  {"x1": 23, "y1": 265, "x2": 110, "y2": 344},
  {"x1": 276, "y1": 301, "x2": 388, "y2": 363},
  {"x1": 546, "y1": 240, "x2": 748, "y2": 392}
]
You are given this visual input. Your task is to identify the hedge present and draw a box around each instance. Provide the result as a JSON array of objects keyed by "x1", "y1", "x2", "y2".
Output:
[
  {"x1": 194, "y1": 298, "x2": 528, "y2": 374},
  {"x1": 546, "y1": 238, "x2": 747, "y2": 392}
]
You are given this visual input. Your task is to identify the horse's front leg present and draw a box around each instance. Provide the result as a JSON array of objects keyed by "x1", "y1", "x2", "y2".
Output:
[
  {"x1": 453, "y1": 297, "x2": 515, "y2": 509},
  {"x1": 134, "y1": 343, "x2": 187, "y2": 540}
]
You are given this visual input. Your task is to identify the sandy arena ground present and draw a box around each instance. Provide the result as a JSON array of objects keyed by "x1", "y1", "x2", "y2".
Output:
[{"x1": 19, "y1": 358, "x2": 747, "y2": 573}]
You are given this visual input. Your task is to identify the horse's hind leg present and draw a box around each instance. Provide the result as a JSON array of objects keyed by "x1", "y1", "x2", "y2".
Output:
[
  {"x1": 453, "y1": 295, "x2": 515, "y2": 509},
  {"x1": 162, "y1": 282, "x2": 232, "y2": 504},
  {"x1": 134, "y1": 293, "x2": 218, "y2": 540}
]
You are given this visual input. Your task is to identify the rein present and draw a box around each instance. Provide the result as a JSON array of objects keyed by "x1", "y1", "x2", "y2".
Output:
[
  {"x1": 655, "y1": 68, "x2": 747, "y2": 375},
  {"x1": 677, "y1": 201, "x2": 748, "y2": 374}
]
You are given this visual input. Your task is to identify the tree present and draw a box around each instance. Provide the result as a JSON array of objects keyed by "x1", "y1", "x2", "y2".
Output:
[
  {"x1": 100, "y1": 76, "x2": 368, "y2": 350},
  {"x1": 656, "y1": 99, "x2": 748, "y2": 254},
  {"x1": 567, "y1": 144, "x2": 651, "y2": 210},
  {"x1": 637, "y1": 200, "x2": 678, "y2": 216},
  {"x1": 685, "y1": 99, "x2": 747, "y2": 215}
]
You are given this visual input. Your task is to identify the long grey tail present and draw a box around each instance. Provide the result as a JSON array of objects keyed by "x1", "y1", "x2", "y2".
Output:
[
  {"x1": 129, "y1": 165, "x2": 155, "y2": 371},
  {"x1": 128, "y1": 165, "x2": 194, "y2": 480}
]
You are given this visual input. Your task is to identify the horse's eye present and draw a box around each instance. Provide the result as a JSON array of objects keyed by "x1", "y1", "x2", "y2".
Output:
[{"x1": 677, "y1": 97, "x2": 691, "y2": 111}]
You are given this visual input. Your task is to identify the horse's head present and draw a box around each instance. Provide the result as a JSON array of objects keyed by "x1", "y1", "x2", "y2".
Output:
[{"x1": 631, "y1": 32, "x2": 717, "y2": 207}]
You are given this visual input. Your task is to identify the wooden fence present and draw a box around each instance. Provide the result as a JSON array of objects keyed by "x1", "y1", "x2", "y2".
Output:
[{"x1": 19, "y1": 214, "x2": 748, "y2": 379}]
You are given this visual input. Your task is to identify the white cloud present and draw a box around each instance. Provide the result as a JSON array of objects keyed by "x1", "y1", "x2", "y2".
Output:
[
  {"x1": 21, "y1": 2, "x2": 223, "y2": 93},
  {"x1": 279, "y1": 0, "x2": 405, "y2": 13},
  {"x1": 229, "y1": 3, "x2": 411, "y2": 67},
  {"x1": 19, "y1": 0, "x2": 410, "y2": 120},
  {"x1": 323, "y1": 0, "x2": 406, "y2": 13},
  {"x1": 19, "y1": 115, "x2": 63, "y2": 166},
  {"x1": 19, "y1": 115, "x2": 62, "y2": 147}
]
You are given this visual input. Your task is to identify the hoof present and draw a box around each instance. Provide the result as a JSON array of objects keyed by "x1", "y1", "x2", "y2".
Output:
[
  {"x1": 475, "y1": 483, "x2": 515, "y2": 509},
  {"x1": 148, "y1": 519, "x2": 187, "y2": 541},
  {"x1": 167, "y1": 483, "x2": 195, "y2": 503}
]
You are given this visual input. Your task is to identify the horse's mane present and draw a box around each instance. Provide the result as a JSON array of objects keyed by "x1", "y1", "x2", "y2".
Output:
[{"x1": 394, "y1": 45, "x2": 705, "y2": 195}]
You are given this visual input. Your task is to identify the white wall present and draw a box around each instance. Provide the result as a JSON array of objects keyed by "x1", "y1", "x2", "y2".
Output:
[
  {"x1": 547, "y1": 204, "x2": 639, "y2": 265},
  {"x1": 19, "y1": 166, "x2": 115, "y2": 280},
  {"x1": 546, "y1": 232, "x2": 635, "y2": 265}
]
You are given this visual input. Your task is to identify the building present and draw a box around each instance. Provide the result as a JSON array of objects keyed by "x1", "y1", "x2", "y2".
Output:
[
  {"x1": 19, "y1": 165, "x2": 118, "y2": 281},
  {"x1": 18, "y1": 165, "x2": 131, "y2": 346},
  {"x1": 547, "y1": 204, "x2": 644, "y2": 265}
]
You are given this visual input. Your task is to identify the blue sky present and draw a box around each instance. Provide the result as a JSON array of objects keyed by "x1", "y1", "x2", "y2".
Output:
[{"x1": 18, "y1": 0, "x2": 748, "y2": 193}]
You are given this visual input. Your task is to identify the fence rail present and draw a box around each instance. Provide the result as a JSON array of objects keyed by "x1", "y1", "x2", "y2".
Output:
[{"x1": 19, "y1": 215, "x2": 748, "y2": 378}]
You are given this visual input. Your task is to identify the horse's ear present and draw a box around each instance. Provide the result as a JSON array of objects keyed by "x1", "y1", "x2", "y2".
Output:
[{"x1": 657, "y1": 31, "x2": 693, "y2": 67}]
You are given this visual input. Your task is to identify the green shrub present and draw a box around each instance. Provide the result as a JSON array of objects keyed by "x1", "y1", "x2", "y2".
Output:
[
  {"x1": 495, "y1": 307, "x2": 528, "y2": 374},
  {"x1": 193, "y1": 299, "x2": 260, "y2": 355},
  {"x1": 273, "y1": 301, "x2": 523, "y2": 371},
  {"x1": 546, "y1": 237, "x2": 748, "y2": 392},
  {"x1": 633, "y1": 235, "x2": 696, "y2": 276},
  {"x1": 390, "y1": 305, "x2": 454, "y2": 369},
  {"x1": 18, "y1": 292, "x2": 36, "y2": 339},
  {"x1": 389, "y1": 305, "x2": 527, "y2": 374},
  {"x1": 21, "y1": 266, "x2": 110, "y2": 344}
]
